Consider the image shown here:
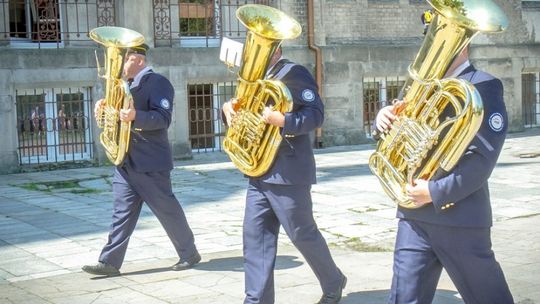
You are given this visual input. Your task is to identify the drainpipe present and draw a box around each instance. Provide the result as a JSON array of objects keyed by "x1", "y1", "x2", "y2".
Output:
[{"x1": 307, "y1": 0, "x2": 324, "y2": 148}]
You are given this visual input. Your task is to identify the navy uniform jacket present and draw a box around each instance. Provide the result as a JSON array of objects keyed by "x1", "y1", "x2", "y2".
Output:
[
  {"x1": 398, "y1": 65, "x2": 508, "y2": 227},
  {"x1": 255, "y1": 59, "x2": 324, "y2": 185},
  {"x1": 124, "y1": 70, "x2": 175, "y2": 173}
]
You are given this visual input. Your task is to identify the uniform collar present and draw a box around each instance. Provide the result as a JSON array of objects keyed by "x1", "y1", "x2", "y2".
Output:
[
  {"x1": 265, "y1": 57, "x2": 286, "y2": 78},
  {"x1": 459, "y1": 64, "x2": 476, "y2": 76},
  {"x1": 444, "y1": 60, "x2": 470, "y2": 78},
  {"x1": 130, "y1": 66, "x2": 153, "y2": 89}
]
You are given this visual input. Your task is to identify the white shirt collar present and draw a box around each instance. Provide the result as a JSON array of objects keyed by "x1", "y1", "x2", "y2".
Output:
[
  {"x1": 265, "y1": 56, "x2": 284, "y2": 78},
  {"x1": 445, "y1": 60, "x2": 470, "y2": 78},
  {"x1": 130, "y1": 66, "x2": 153, "y2": 89}
]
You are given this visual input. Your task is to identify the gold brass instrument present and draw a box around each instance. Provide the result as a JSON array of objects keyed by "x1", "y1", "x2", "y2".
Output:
[
  {"x1": 368, "y1": 0, "x2": 508, "y2": 208},
  {"x1": 223, "y1": 4, "x2": 301, "y2": 177},
  {"x1": 89, "y1": 26, "x2": 144, "y2": 165}
]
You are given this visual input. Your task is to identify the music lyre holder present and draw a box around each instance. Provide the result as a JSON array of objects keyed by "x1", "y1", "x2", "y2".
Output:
[{"x1": 219, "y1": 37, "x2": 243, "y2": 73}]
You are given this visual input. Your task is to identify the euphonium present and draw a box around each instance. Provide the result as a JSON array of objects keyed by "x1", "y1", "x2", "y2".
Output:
[
  {"x1": 223, "y1": 4, "x2": 301, "y2": 177},
  {"x1": 90, "y1": 26, "x2": 144, "y2": 165},
  {"x1": 369, "y1": 0, "x2": 508, "y2": 208}
]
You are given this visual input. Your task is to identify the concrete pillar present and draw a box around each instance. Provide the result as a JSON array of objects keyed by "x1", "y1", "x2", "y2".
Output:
[
  {"x1": 0, "y1": 70, "x2": 18, "y2": 173},
  {"x1": 120, "y1": 0, "x2": 155, "y2": 48},
  {"x1": 169, "y1": 66, "x2": 192, "y2": 159},
  {"x1": 510, "y1": 56, "x2": 525, "y2": 132},
  {"x1": 0, "y1": 2, "x2": 8, "y2": 47}
]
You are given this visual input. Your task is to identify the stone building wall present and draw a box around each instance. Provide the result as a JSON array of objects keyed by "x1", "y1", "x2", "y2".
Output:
[{"x1": 0, "y1": 0, "x2": 539, "y2": 173}]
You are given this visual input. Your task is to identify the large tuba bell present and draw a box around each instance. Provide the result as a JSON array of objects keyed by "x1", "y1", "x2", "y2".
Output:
[
  {"x1": 369, "y1": 0, "x2": 508, "y2": 208},
  {"x1": 223, "y1": 4, "x2": 301, "y2": 177},
  {"x1": 90, "y1": 26, "x2": 144, "y2": 165}
]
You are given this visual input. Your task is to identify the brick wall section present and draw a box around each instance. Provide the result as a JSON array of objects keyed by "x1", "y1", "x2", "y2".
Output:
[
  {"x1": 308, "y1": 0, "x2": 530, "y2": 46},
  {"x1": 281, "y1": 0, "x2": 309, "y2": 45},
  {"x1": 322, "y1": 0, "x2": 429, "y2": 45}
]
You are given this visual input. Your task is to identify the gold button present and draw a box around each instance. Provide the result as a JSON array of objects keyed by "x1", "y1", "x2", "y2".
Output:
[{"x1": 441, "y1": 206, "x2": 446, "y2": 210}]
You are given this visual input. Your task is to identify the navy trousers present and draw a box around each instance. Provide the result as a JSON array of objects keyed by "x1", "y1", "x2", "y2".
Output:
[
  {"x1": 243, "y1": 179, "x2": 342, "y2": 304},
  {"x1": 389, "y1": 219, "x2": 514, "y2": 304},
  {"x1": 99, "y1": 164, "x2": 197, "y2": 269}
]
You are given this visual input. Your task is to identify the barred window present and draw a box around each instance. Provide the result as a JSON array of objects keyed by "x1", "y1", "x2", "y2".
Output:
[
  {"x1": 367, "y1": 0, "x2": 399, "y2": 4},
  {"x1": 362, "y1": 76, "x2": 405, "y2": 137},
  {"x1": 522, "y1": 72, "x2": 540, "y2": 127},
  {"x1": 16, "y1": 87, "x2": 94, "y2": 165},
  {"x1": 1, "y1": 0, "x2": 116, "y2": 48},
  {"x1": 188, "y1": 81, "x2": 235, "y2": 152},
  {"x1": 522, "y1": 1, "x2": 540, "y2": 10},
  {"x1": 153, "y1": 0, "x2": 279, "y2": 47}
]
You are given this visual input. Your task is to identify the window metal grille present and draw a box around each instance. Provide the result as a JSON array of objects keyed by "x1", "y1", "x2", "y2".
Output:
[
  {"x1": 187, "y1": 81, "x2": 235, "y2": 152},
  {"x1": 1, "y1": 0, "x2": 116, "y2": 48},
  {"x1": 153, "y1": 0, "x2": 279, "y2": 47},
  {"x1": 522, "y1": 1, "x2": 540, "y2": 10},
  {"x1": 16, "y1": 87, "x2": 94, "y2": 165},
  {"x1": 367, "y1": 0, "x2": 399, "y2": 4},
  {"x1": 363, "y1": 76, "x2": 405, "y2": 137},
  {"x1": 522, "y1": 72, "x2": 540, "y2": 127}
]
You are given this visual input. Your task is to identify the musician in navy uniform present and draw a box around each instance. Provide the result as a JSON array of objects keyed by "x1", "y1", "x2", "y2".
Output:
[
  {"x1": 223, "y1": 47, "x2": 347, "y2": 304},
  {"x1": 82, "y1": 43, "x2": 200, "y2": 276},
  {"x1": 375, "y1": 46, "x2": 514, "y2": 303}
]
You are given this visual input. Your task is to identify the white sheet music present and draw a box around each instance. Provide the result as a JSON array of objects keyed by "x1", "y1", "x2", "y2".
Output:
[{"x1": 219, "y1": 37, "x2": 243, "y2": 67}]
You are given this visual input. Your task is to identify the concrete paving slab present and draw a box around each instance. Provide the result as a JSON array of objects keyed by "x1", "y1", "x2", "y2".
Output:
[{"x1": 0, "y1": 128, "x2": 539, "y2": 303}]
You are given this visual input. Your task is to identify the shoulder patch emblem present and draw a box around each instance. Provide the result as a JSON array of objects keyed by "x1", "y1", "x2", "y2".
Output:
[
  {"x1": 489, "y1": 113, "x2": 504, "y2": 132},
  {"x1": 160, "y1": 98, "x2": 170, "y2": 109},
  {"x1": 301, "y1": 89, "x2": 315, "y2": 102}
]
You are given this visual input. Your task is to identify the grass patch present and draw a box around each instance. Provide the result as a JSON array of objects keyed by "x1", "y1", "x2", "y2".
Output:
[
  {"x1": 48, "y1": 181, "x2": 80, "y2": 189},
  {"x1": 15, "y1": 177, "x2": 107, "y2": 194},
  {"x1": 322, "y1": 228, "x2": 391, "y2": 252},
  {"x1": 347, "y1": 207, "x2": 379, "y2": 214},
  {"x1": 69, "y1": 188, "x2": 102, "y2": 194},
  {"x1": 19, "y1": 180, "x2": 79, "y2": 192},
  {"x1": 20, "y1": 183, "x2": 42, "y2": 191},
  {"x1": 343, "y1": 237, "x2": 391, "y2": 252}
]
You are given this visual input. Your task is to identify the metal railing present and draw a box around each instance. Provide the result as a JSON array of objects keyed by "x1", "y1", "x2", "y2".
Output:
[
  {"x1": 1, "y1": 0, "x2": 116, "y2": 48},
  {"x1": 362, "y1": 76, "x2": 405, "y2": 137},
  {"x1": 15, "y1": 87, "x2": 94, "y2": 165},
  {"x1": 188, "y1": 81, "x2": 235, "y2": 152},
  {"x1": 153, "y1": 0, "x2": 278, "y2": 47},
  {"x1": 522, "y1": 72, "x2": 540, "y2": 128}
]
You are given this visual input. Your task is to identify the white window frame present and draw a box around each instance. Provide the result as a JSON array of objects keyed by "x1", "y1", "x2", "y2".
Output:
[
  {"x1": 8, "y1": 0, "x2": 65, "y2": 48},
  {"x1": 17, "y1": 87, "x2": 92, "y2": 164},
  {"x1": 364, "y1": 76, "x2": 405, "y2": 106},
  {"x1": 179, "y1": 0, "x2": 221, "y2": 48},
  {"x1": 525, "y1": 72, "x2": 540, "y2": 128}
]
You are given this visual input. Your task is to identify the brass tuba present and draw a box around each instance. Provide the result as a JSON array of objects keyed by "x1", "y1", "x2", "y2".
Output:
[
  {"x1": 368, "y1": 0, "x2": 508, "y2": 208},
  {"x1": 90, "y1": 26, "x2": 144, "y2": 165},
  {"x1": 223, "y1": 4, "x2": 301, "y2": 177}
]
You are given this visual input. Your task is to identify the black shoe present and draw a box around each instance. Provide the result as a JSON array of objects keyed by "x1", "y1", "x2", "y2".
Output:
[
  {"x1": 82, "y1": 262, "x2": 120, "y2": 276},
  {"x1": 317, "y1": 271, "x2": 347, "y2": 304},
  {"x1": 171, "y1": 251, "x2": 201, "y2": 271}
]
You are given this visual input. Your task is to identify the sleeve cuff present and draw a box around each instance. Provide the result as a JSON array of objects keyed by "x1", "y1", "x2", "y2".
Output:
[
  {"x1": 428, "y1": 180, "x2": 455, "y2": 213},
  {"x1": 429, "y1": 180, "x2": 444, "y2": 213},
  {"x1": 281, "y1": 112, "x2": 294, "y2": 137},
  {"x1": 132, "y1": 111, "x2": 146, "y2": 130}
]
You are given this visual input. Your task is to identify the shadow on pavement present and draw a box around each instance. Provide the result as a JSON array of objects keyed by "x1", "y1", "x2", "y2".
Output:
[
  {"x1": 193, "y1": 255, "x2": 303, "y2": 272},
  {"x1": 90, "y1": 255, "x2": 304, "y2": 279},
  {"x1": 93, "y1": 266, "x2": 174, "y2": 279},
  {"x1": 341, "y1": 289, "x2": 464, "y2": 304}
]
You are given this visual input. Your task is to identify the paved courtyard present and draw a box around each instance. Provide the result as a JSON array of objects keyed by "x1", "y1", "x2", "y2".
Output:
[{"x1": 0, "y1": 128, "x2": 539, "y2": 303}]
